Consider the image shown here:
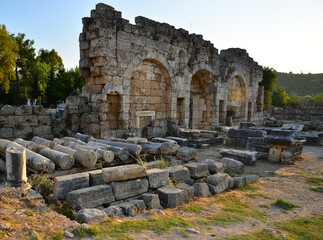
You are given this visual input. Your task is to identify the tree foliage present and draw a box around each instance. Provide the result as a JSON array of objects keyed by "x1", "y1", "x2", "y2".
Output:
[
  {"x1": 260, "y1": 66, "x2": 278, "y2": 109},
  {"x1": 0, "y1": 24, "x2": 18, "y2": 93},
  {"x1": 272, "y1": 87, "x2": 289, "y2": 107}
]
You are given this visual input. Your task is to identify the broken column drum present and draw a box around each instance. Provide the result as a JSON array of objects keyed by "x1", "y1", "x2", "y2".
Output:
[{"x1": 6, "y1": 146, "x2": 27, "y2": 187}]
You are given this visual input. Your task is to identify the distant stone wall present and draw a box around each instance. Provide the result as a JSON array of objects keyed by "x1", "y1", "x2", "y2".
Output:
[
  {"x1": 266, "y1": 100, "x2": 323, "y2": 122},
  {"x1": 0, "y1": 105, "x2": 57, "y2": 140}
]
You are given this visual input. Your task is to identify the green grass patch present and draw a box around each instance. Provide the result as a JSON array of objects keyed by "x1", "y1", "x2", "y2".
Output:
[
  {"x1": 215, "y1": 230, "x2": 284, "y2": 240},
  {"x1": 273, "y1": 198, "x2": 300, "y2": 211},
  {"x1": 237, "y1": 184, "x2": 260, "y2": 192},
  {"x1": 208, "y1": 194, "x2": 266, "y2": 226},
  {"x1": 245, "y1": 193, "x2": 272, "y2": 199},
  {"x1": 224, "y1": 170, "x2": 236, "y2": 177},
  {"x1": 186, "y1": 204, "x2": 204, "y2": 213},
  {"x1": 306, "y1": 177, "x2": 323, "y2": 185},
  {"x1": 258, "y1": 204, "x2": 270, "y2": 208},
  {"x1": 310, "y1": 187, "x2": 322, "y2": 192}
]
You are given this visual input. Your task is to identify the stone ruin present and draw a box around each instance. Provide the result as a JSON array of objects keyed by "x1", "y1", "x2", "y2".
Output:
[{"x1": 66, "y1": 3, "x2": 264, "y2": 139}]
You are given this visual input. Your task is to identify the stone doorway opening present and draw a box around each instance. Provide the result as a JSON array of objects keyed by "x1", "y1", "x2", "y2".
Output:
[
  {"x1": 107, "y1": 92, "x2": 122, "y2": 130},
  {"x1": 189, "y1": 70, "x2": 213, "y2": 130}
]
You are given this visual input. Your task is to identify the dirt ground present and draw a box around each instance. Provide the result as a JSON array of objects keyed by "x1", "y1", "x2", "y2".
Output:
[{"x1": 0, "y1": 146, "x2": 322, "y2": 239}]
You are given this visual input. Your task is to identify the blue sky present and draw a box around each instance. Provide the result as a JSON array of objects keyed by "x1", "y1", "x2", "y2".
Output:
[{"x1": 1, "y1": 0, "x2": 323, "y2": 73}]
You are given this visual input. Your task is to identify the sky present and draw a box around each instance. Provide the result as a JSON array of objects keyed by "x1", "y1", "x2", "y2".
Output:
[{"x1": 1, "y1": 0, "x2": 323, "y2": 73}]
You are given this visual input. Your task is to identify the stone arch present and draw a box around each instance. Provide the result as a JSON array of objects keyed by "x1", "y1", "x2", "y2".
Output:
[
  {"x1": 129, "y1": 58, "x2": 172, "y2": 129},
  {"x1": 226, "y1": 75, "x2": 247, "y2": 123},
  {"x1": 189, "y1": 69, "x2": 214, "y2": 130}
]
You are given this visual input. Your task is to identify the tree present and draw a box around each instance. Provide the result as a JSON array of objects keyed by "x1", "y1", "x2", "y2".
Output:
[
  {"x1": 30, "y1": 61, "x2": 51, "y2": 100},
  {"x1": 11, "y1": 33, "x2": 36, "y2": 104},
  {"x1": 272, "y1": 87, "x2": 289, "y2": 107},
  {"x1": 259, "y1": 66, "x2": 278, "y2": 109},
  {"x1": 0, "y1": 24, "x2": 18, "y2": 93}
]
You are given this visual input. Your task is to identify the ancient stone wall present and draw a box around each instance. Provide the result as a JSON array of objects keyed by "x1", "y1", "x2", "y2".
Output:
[
  {"x1": 0, "y1": 105, "x2": 53, "y2": 140},
  {"x1": 66, "y1": 3, "x2": 264, "y2": 138}
]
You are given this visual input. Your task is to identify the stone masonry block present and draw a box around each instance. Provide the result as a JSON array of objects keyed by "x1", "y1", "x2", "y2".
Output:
[
  {"x1": 111, "y1": 178, "x2": 149, "y2": 200},
  {"x1": 103, "y1": 164, "x2": 148, "y2": 183},
  {"x1": 147, "y1": 168, "x2": 169, "y2": 189}
]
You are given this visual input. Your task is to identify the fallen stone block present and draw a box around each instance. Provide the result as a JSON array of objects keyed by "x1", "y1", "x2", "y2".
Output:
[
  {"x1": 129, "y1": 199, "x2": 146, "y2": 212},
  {"x1": 207, "y1": 179, "x2": 230, "y2": 195},
  {"x1": 87, "y1": 170, "x2": 104, "y2": 186},
  {"x1": 204, "y1": 173, "x2": 229, "y2": 185},
  {"x1": 147, "y1": 168, "x2": 169, "y2": 189},
  {"x1": 193, "y1": 183, "x2": 211, "y2": 197},
  {"x1": 164, "y1": 165, "x2": 190, "y2": 183},
  {"x1": 140, "y1": 193, "x2": 161, "y2": 209},
  {"x1": 66, "y1": 185, "x2": 115, "y2": 209},
  {"x1": 234, "y1": 176, "x2": 246, "y2": 188},
  {"x1": 160, "y1": 142, "x2": 180, "y2": 155},
  {"x1": 219, "y1": 157, "x2": 244, "y2": 174},
  {"x1": 119, "y1": 202, "x2": 138, "y2": 216},
  {"x1": 75, "y1": 133, "x2": 93, "y2": 143},
  {"x1": 103, "y1": 206, "x2": 124, "y2": 217},
  {"x1": 140, "y1": 142, "x2": 161, "y2": 155},
  {"x1": 39, "y1": 148, "x2": 75, "y2": 170},
  {"x1": 177, "y1": 183, "x2": 194, "y2": 200},
  {"x1": 228, "y1": 176, "x2": 235, "y2": 189},
  {"x1": 227, "y1": 128, "x2": 266, "y2": 139},
  {"x1": 245, "y1": 175, "x2": 259, "y2": 185},
  {"x1": 299, "y1": 132, "x2": 320, "y2": 146},
  {"x1": 165, "y1": 136, "x2": 188, "y2": 147},
  {"x1": 157, "y1": 185, "x2": 189, "y2": 208},
  {"x1": 76, "y1": 209, "x2": 107, "y2": 223},
  {"x1": 111, "y1": 178, "x2": 149, "y2": 200},
  {"x1": 201, "y1": 159, "x2": 225, "y2": 174},
  {"x1": 219, "y1": 148, "x2": 257, "y2": 165},
  {"x1": 268, "y1": 147, "x2": 281, "y2": 162},
  {"x1": 126, "y1": 137, "x2": 148, "y2": 145},
  {"x1": 184, "y1": 162, "x2": 210, "y2": 179},
  {"x1": 188, "y1": 137, "x2": 224, "y2": 148},
  {"x1": 103, "y1": 164, "x2": 147, "y2": 183},
  {"x1": 53, "y1": 173, "x2": 89, "y2": 199},
  {"x1": 199, "y1": 130, "x2": 219, "y2": 138},
  {"x1": 176, "y1": 147, "x2": 197, "y2": 161},
  {"x1": 239, "y1": 122, "x2": 256, "y2": 129},
  {"x1": 151, "y1": 137, "x2": 177, "y2": 144}
]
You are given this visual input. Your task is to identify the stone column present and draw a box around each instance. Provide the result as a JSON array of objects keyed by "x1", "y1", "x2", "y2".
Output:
[{"x1": 6, "y1": 146, "x2": 27, "y2": 187}]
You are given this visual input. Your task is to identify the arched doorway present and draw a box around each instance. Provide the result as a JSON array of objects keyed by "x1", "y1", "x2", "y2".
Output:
[
  {"x1": 129, "y1": 59, "x2": 171, "y2": 129},
  {"x1": 227, "y1": 75, "x2": 247, "y2": 124},
  {"x1": 189, "y1": 70, "x2": 213, "y2": 130}
]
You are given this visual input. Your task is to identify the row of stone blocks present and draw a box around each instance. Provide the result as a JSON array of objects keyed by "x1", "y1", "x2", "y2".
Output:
[{"x1": 52, "y1": 159, "x2": 258, "y2": 222}]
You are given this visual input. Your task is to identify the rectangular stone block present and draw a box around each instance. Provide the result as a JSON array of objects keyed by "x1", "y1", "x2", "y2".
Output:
[
  {"x1": 164, "y1": 165, "x2": 190, "y2": 183},
  {"x1": 207, "y1": 179, "x2": 230, "y2": 195},
  {"x1": 88, "y1": 169, "x2": 104, "y2": 186},
  {"x1": 66, "y1": 185, "x2": 115, "y2": 209},
  {"x1": 102, "y1": 164, "x2": 147, "y2": 183},
  {"x1": 268, "y1": 147, "x2": 282, "y2": 162},
  {"x1": 53, "y1": 173, "x2": 89, "y2": 199},
  {"x1": 184, "y1": 162, "x2": 210, "y2": 179},
  {"x1": 147, "y1": 168, "x2": 169, "y2": 189},
  {"x1": 165, "y1": 136, "x2": 188, "y2": 147},
  {"x1": 227, "y1": 128, "x2": 266, "y2": 139},
  {"x1": 219, "y1": 148, "x2": 257, "y2": 165},
  {"x1": 111, "y1": 178, "x2": 149, "y2": 200},
  {"x1": 157, "y1": 185, "x2": 189, "y2": 208}
]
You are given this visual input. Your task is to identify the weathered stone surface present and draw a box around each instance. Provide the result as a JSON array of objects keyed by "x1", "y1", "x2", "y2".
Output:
[
  {"x1": 184, "y1": 162, "x2": 210, "y2": 179},
  {"x1": 228, "y1": 128, "x2": 266, "y2": 139},
  {"x1": 140, "y1": 193, "x2": 161, "y2": 209},
  {"x1": 129, "y1": 199, "x2": 146, "y2": 212},
  {"x1": 0, "y1": 105, "x2": 15, "y2": 116},
  {"x1": 88, "y1": 169, "x2": 104, "y2": 186},
  {"x1": 165, "y1": 136, "x2": 188, "y2": 147},
  {"x1": 76, "y1": 209, "x2": 107, "y2": 223},
  {"x1": 201, "y1": 159, "x2": 225, "y2": 174},
  {"x1": 219, "y1": 157, "x2": 244, "y2": 174},
  {"x1": 39, "y1": 148, "x2": 75, "y2": 170},
  {"x1": 75, "y1": 133, "x2": 93, "y2": 143},
  {"x1": 164, "y1": 165, "x2": 190, "y2": 183},
  {"x1": 66, "y1": 185, "x2": 115, "y2": 209},
  {"x1": 53, "y1": 173, "x2": 89, "y2": 199},
  {"x1": 207, "y1": 179, "x2": 230, "y2": 194},
  {"x1": 177, "y1": 183, "x2": 194, "y2": 200},
  {"x1": 119, "y1": 202, "x2": 137, "y2": 216},
  {"x1": 245, "y1": 175, "x2": 259, "y2": 185},
  {"x1": 157, "y1": 185, "x2": 189, "y2": 208},
  {"x1": 103, "y1": 206, "x2": 124, "y2": 217},
  {"x1": 147, "y1": 168, "x2": 169, "y2": 188},
  {"x1": 193, "y1": 183, "x2": 211, "y2": 197},
  {"x1": 111, "y1": 178, "x2": 149, "y2": 200},
  {"x1": 219, "y1": 148, "x2": 257, "y2": 165},
  {"x1": 15, "y1": 105, "x2": 32, "y2": 116},
  {"x1": 140, "y1": 142, "x2": 161, "y2": 155},
  {"x1": 268, "y1": 147, "x2": 281, "y2": 162},
  {"x1": 234, "y1": 176, "x2": 246, "y2": 188},
  {"x1": 103, "y1": 164, "x2": 147, "y2": 183},
  {"x1": 204, "y1": 173, "x2": 229, "y2": 185},
  {"x1": 160, "y1": 142, "x2": 180, "y2": 155},
  {"x1": 176, "y1": 147, "x2": 197, "y2": 161}
]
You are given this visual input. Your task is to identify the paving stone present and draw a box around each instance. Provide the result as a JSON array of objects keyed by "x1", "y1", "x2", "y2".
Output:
[
  {"x1": 111, "y1": 178, "x2": 149, "y2": 200},
  {"x1": 66, "y1": 185, "x2": 115, "y2": 209},
  {"x1": 76, "y1": 209, "x2": 107, "y2": 223},
  {"x1": 184, "y1": 162, "x2": 210, "y2": 178},
  {"x1": 157, "y1": 185, "x2": 189, "y2": 208},
  {"x1": 139, "y1": 193, "x2": 161, "y2": 209},
  {"x1": 193, "y1": 183, "x2": 211, "y2": 197},
  {"x1": 147, "y1": 168, "x2": 169, "y2": 188},
  {"x1": 102, "y1": 164, "x2": 147, "y2": 183},
  {"x1": 219, "y1": 157, "x2": 244, "y2": 174},
  {"x1": 53, "y1": 173, "x2": 89, "y2": 200},
  {"x1": 201, "y1": 159, "x2": 225, "y2": 174},
  {"x1": 164, "y1": 165, "x2": 190, "y2": 183},
  {"x1": 176, "y1": 147, "x2": 197, "y2": 161}
]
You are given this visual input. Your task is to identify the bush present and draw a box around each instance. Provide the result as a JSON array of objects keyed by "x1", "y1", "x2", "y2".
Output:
[{"x1": 272, "y1": 87, "x2": 289, "y2": 107}]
